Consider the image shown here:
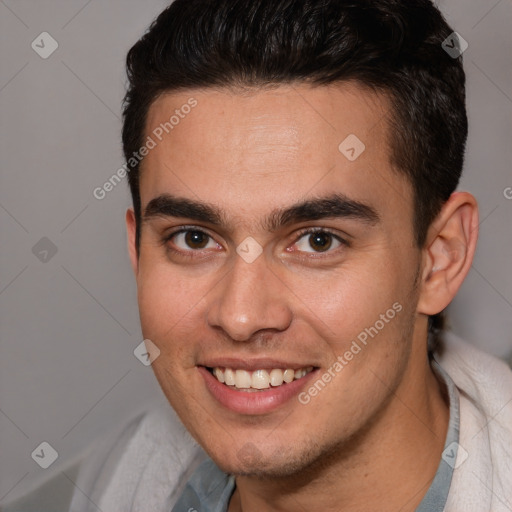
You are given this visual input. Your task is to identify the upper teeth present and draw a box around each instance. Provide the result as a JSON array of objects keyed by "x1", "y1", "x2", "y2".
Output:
[{"x1": 212, "y1": 367, "x2": 313, "y2": 390}]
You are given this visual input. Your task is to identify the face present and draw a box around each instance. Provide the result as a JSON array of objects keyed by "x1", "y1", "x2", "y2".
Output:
[{"x1": 129, "y1": 83, "x2": 425, "y2": 477}]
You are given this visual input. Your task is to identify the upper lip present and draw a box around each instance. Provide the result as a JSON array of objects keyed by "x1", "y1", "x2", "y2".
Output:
[{"x1": 199, "y1": 358, "x2": 317, "y2": 371}]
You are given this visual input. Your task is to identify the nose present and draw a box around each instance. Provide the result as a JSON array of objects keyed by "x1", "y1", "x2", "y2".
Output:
[{"x1": 207, "y1": 252, "x2": 293, "y2": 342}]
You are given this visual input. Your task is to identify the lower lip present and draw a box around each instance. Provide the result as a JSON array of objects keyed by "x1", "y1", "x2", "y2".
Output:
[{"x1": 199, "y1": 366, "x2": 318, "y2": 415}]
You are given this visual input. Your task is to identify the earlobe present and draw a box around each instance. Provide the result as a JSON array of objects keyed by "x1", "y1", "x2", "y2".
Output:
[
  {"x1": 125, "y1": 208, "x2": 139, "y2": 276},
  {"x1": 417, "y1": 192, "x2": 479, "y2": 315}
]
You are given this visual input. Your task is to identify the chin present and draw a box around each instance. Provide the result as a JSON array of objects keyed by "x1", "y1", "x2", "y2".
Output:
[{"x1": 207, "y1": 438, "x2": 329, "y2": 479}]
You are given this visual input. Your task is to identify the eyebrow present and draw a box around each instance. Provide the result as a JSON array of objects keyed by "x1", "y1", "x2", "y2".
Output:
[{"x1": 143, "y1": 193, "x2": 380, "y2": 231}]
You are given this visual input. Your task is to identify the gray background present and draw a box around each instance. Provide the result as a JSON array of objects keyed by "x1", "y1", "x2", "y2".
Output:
[{"x1": 1, "y1": 0, "x2": 511, "y2": 504}]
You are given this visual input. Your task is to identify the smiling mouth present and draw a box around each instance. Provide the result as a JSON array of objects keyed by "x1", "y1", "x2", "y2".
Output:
[{"x1": 206, "y1": 366, "x2": 315, "y2": 391}]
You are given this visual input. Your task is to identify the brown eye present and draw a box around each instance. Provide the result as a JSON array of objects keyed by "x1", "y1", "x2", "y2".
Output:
[
  {"x1": 184, "y1": 230, "x2": 209, "y2": 249},
  {"x1": 293, "y1": 229, "x2": 345, "y2": 254},
  {"x1": 308, "y1": 232, "x2": 332, "y2": 252},
  {"x1": 165, "y1": 229, "x2": 218, "y2": 252}
]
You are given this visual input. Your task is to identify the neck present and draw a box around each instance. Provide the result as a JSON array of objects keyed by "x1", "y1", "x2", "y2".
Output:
[{"x1": 228, "y1": 347, "x2": 449, "y2": 512}]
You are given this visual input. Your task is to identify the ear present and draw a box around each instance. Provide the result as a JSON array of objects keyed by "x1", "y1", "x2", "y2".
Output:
[
  {"x1": 417, "y1": 192, "x2": 479, "y2": 315},
  {"x1": 125, "y1": 208, "x2": 139, "y2": 276}
]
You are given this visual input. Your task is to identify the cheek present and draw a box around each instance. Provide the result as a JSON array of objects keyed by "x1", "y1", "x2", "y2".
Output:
[
  {"x1": 136, "y1": 264, "x2": 207, "y2": 411},
  {"x1": 289, "y1": 261, "x2": 408, "y2": 346},
  {"x1": 136, "y1": 259, "x2": 206, "y2": 352}
]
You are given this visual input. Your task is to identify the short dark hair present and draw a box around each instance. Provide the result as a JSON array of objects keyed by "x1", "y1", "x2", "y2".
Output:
[{"x1": 122, "y1": 0, "x2": 468, "y2": 350}]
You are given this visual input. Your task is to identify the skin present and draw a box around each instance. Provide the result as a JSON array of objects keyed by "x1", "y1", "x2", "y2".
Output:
[{"x1": 126, "y1": 83, "x2": 479, "y2": 511}]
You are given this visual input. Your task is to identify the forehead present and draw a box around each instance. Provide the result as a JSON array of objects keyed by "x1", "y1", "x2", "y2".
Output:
[{"x1": 140, "y1": 83, "x2": 412, "y2": 232}]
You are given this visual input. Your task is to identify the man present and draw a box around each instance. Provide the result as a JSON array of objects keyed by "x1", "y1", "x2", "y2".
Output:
[{"x1": 4, "y1": 1, "x2": 511, "y2": 511}]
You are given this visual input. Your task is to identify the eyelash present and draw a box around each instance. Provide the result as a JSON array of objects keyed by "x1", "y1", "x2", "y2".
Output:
[{"x1": 161, "y1": 226, "x2": 349, "y2": 259}]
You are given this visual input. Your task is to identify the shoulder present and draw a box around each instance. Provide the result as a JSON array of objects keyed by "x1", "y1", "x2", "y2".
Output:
[
  {"x1": 68, "y1": 402, "x2": 206, "y2": 512},
  {"x1": 1, "y1": 403, "x2": 206, "y2": 512},
  {"x1": 437, "y1": 330, "x2": 512, "y2": 410},
  {"x1": 436, "y1": 331, "x2": 512, "y2": 511}
]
